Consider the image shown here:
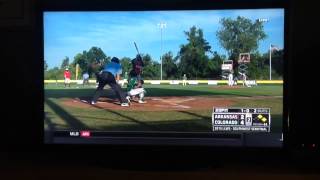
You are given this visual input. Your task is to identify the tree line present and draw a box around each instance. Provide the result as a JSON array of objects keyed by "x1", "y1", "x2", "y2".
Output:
[{"x1": 45, "y1": 16, "x2": 284, "y2": 80}]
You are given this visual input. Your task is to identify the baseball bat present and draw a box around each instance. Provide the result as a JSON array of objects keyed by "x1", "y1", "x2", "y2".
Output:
[{"x1": 134, "y1": 42, "x2": 140, "y2": 55}]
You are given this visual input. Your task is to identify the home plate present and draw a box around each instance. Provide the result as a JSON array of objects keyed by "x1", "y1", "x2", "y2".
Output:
[{"x1": 81, "y1": 100, "x2": 88, "y2": 103}]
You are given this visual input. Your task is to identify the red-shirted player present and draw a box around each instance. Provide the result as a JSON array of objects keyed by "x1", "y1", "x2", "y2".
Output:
[{"x1": 64, "y1": 68, "x2": 71, "y2": 87}]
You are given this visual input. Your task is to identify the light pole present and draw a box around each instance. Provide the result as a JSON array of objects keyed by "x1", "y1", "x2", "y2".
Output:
[
  {"x1": 269, "y1": 44, "x2": 272, "y2": 80},
  {"x1": 257, "y1": 18, "x2": 271, "y2": 80},
  {"x1": 158, "y1": 22, "x2": 166, "y2": 80},
  {"x1": 269, "y1": 44, "x2": 279, "y2": 80}
]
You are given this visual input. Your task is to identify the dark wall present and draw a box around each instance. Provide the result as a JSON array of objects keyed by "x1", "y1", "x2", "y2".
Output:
[
  {"x1": 289, "y1": 0, "x2": 319, "y2": 147},
  {"x1": 1, "y1": 0, "x2": 42, "y2": 148}
]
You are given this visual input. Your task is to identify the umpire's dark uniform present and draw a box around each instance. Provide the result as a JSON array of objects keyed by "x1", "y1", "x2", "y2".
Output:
[{"x1": 91, "y1": 57, "x2": 128, "y2": 105}]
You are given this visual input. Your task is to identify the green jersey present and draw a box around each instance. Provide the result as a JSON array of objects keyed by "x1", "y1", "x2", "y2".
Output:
[{"x1": 127, "y1": 77, "x2": 138, "y2": 92}]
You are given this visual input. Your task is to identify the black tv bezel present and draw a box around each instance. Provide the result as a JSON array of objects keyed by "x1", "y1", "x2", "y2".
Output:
[{"x1": 37, "y1": 0, "x2": 291, "y2": 150}]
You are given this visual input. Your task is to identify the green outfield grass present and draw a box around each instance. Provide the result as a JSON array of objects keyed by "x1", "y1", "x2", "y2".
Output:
[{"x1": 44, "y1": 84, "x2": 283, "y2": 133}]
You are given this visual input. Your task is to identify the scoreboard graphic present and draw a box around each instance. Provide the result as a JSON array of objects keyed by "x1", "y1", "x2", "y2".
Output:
[{"x1": 212, "y1": 108, "x2": 271, "y2": 132}]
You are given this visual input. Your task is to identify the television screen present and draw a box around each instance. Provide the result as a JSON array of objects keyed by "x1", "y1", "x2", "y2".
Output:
[{"x1": 44, "y1": 9, "x2": 285, "y2": 147}]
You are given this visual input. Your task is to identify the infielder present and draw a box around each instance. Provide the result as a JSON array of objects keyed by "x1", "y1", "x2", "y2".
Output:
[{"x1": 82, "y1": 72, "x2": 89, "y2": 86}]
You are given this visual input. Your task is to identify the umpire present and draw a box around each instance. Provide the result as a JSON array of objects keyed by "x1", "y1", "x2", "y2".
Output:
[{"x1": 91, "y1": 57, "x2": 129, "y2": 107}]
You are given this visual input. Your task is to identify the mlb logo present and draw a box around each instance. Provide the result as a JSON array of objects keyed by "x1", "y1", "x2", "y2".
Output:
[
  {"x1": 69, "y1": 131, "x2": 80, "y2": 137},
  {"x1": 80, "y1": 131, "x2": 91, "y2": 137}
]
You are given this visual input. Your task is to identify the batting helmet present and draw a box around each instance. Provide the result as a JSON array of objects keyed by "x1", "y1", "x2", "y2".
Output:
[{"x1": 111, "y1": 57, "x2": 120, "y2": 64}]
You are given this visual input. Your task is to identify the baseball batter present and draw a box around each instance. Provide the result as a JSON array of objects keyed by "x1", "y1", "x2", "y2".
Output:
[
  {"x1": 130, "y1": 54, "x2": 144, "y2": 81},
  {"x1": 126, "y1": 54, "x2": 146, "y2": 104}
]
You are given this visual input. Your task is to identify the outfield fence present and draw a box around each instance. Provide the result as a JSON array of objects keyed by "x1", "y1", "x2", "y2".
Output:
[{"x1": 44, "y1": 79, "x2": 283, "y2": 85}]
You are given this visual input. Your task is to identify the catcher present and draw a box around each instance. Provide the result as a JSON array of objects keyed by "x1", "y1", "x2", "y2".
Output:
[{"x1": 126, "y1": 77, "x2": 146, "y2": 104}]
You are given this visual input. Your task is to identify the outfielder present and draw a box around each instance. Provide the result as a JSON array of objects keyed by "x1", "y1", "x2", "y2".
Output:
[
  {"x1": 228, "y1": 71, "x2": 233, "y2": 86},
  {"x1": 239, "y1": 72, "x2": 251, "y2": 87},
  {"x1": 233, "y1": 75, "x2": 238, "y2": 85},
  {"x1": 64, "y1": 67, "x2": 71, "y2": 87},
  {"x1": 182, "y1": 74, "x2": 187, "y2": 86}
]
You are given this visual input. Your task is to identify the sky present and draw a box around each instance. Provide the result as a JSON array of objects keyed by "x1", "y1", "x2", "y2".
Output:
[{"x1": 44, "y1": 9, "x2": 284, "y2": 69}]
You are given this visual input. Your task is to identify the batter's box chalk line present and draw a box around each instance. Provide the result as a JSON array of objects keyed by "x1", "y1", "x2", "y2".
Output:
[
  {"x1": 154, "y1": 104, "x2": 191, "y2": 109},
  {"x1": 80, "y1": 100, "x2": 88, "y2": 103},
  {"x1": 150, "y1": 97, "x2": 194, "y2": 109}
]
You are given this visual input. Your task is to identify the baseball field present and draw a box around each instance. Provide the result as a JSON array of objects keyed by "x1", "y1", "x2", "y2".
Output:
[{"x1": 44, "y1": 83, "x2": 283, "y2": 133}]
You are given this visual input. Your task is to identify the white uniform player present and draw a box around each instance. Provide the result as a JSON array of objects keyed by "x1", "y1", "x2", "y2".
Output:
[
  {"x1": 127, "y1": 88, "x2": 146, "y2": 104},
  {"x1": 126, "y1": 77, "x2": 146, "y2": 104},
  {"x1": 239, "y1": 72, "x2": 251, "y2": 87},
  {"x1": 228, "y1": 72, "x2": 233, "y2": 86}
]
